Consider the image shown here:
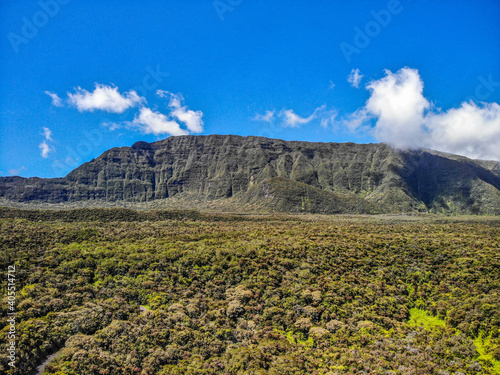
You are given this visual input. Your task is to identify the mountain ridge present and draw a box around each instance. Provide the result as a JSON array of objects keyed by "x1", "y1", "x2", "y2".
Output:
[{"x1": 1, "y1": 135, "x2": 499, "y2": 214}]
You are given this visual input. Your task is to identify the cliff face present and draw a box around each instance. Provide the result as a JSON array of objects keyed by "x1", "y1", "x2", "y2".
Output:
[{"x1": 1, "y1": 135, "x2": 499, "y2": 214}]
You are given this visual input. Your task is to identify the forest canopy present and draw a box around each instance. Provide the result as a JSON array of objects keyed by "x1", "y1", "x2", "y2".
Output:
[{"x1": 0, "y1": 209, "x2": 499, "y2": 374}]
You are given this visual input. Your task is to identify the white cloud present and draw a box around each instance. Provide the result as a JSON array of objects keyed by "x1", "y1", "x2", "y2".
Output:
[
  {"x1": 39, "y1": 141, "x2": 53, "y2": 158},
  {"x1": 425, "y1": 101, "x2": 500, "y2": 160},
  {"x1": 346, "y1": 67, "x2": 500, "y2": 160},
  {"x1": 68, "y1": 84, "x2": 145, "y2": 113},
  {"x1": 254, "y1": 105, "x2": 332, "y2": 128},
  {"x1": 347, "y1": 68, "x2": 364, "y2": 88},
  {"x1": 132, "y1": 107, "x2": 188, "y2": 136},
  {"x1": 45, "y1": 91, "x2": 63, "y2": 107},
  {"x1": 254, "y1": 110, "x2": 275, "y2": 123},
  {"x1": 318, "y1": 108, "x2": 338, "y2": 128},
  {"x1": 163, "y1": 92, "x2": 204, "y2": 133},
  {"x1": 93, "y1": 90, "x2": 203, "y2": 136},
  {"x1": 279, "y1": 109, "x2": 317, "y2": 128},
  {"x1": 42, "y1": 127, "x2": 53, "y2": 141},
  {"x1": 39, "y1": 127, "x2": 55, "y2": 158},
  {"x1": 156, "y1": 90, "x2": 170, "y2": 99},
  {"x1": 8, "y1": 166, "x2": 25, "y2": 176},
  {"x1": 365, "y1": 67, "x2": 430, "y2": 149},
  {"x1": 343, "y1": 108, "x2": 371, "y2": 133},
  {"x1": 102, "y1": 122, "x2": 122, "y2": 131}
]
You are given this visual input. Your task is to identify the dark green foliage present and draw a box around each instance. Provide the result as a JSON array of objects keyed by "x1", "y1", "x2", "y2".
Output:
[
  {"x1": 0, "y1": 207, "x2": 202, "y2": 222},
  {"x1": 243, "y1": 177, "x2": 383, "y2": 214},
  {"x1": 0, "y1": 209, "x2": 499, "y2": 374}
]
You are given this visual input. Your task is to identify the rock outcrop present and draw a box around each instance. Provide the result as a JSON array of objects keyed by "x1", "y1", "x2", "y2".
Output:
[{"x1": 1, "y1": 135, "x2": 499, "y2": 214}]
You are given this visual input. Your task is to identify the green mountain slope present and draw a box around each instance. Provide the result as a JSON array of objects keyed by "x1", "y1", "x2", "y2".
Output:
[{"x1": 1, "y1": 135, "x2": 499, "y2": 214}]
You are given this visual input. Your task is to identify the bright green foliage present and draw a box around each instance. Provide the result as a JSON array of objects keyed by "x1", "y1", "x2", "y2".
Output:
[
  {"x1": 408, "y1": 308, "x2": 446, "y2": 330},
  {"x1": 474, "y1": 333, "x2": 500, "y2": 373}
]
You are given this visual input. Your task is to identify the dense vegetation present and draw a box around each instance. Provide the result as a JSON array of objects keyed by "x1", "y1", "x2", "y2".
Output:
[{"x1": 0, "y1": 208, "x2": 499, "y2": 374}]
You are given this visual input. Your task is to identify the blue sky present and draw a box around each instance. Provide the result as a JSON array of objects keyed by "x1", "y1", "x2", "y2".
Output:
[{"x1": 1, "y1": 0, "x2": 499, "y2": 178}]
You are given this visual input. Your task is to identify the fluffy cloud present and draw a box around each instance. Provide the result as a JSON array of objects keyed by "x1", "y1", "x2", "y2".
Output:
[
  {"x1": 254, "y1": 106, "x2": 336, "y2": 128},
  {"x1": 365, "y1": 67, "x2": 430, "y2": 149},
  {"x1": 349, "y1": 67, "x2": 500, "y2": 160},
  {"x1": 132, "y1": 107, "x2": 188, "y2": 136},
  {"x1": 424, "y1": 101, "x2": 500, "y2": 160},
  {"x1": 42, "y1": 127, "x2": 53, "y2": 141},
  {"x1": 45, "y1": 91, "x2": 63, "y2": 107},
  {"x1": 68, "y1": 84, "x2": 145, "y2": 113},
  {"x1": 39, "y1": 141, "x2": 52, "y2": 158},
  {"x1": 160, "y1": 91, "x2": 204, "y2": 133},
  {"x1": 46, "y1": 84, "x2": 204, "y2": 138},
  {"x1": 127, "y1": 91, "x2": 204, "y2": 135},
  {"x1": 280, "y1": 109, "x2": 318, "y2": 128},
  {"x1": 254, "y1": 110, "x2": 275, "y2": 123},
  {"x1": 102, "y1": 122, "x2": 122, "y2": 131},
  {"x1": 39, "y1": 127, "x2": 54, "y2": 158},
  {"x1": 8, "y1": 166, "x2": 25, "y2": 176},
  {"x1": 347, "y1": 68, "x2": 364, "y2": 88}
]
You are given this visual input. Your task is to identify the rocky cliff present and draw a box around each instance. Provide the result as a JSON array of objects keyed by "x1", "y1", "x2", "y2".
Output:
[{"x1": 1, "y1": 135, "x2": 499, "y2": 214}]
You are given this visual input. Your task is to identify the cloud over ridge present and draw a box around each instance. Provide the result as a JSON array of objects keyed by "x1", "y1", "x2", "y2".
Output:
[
  {"x1": 357, "y1": 67, "x2": 500, "y2": 160},
  {"x1": 161, "y1": 91, "x2": 204, "y2": 133},
  {"x1": 132, "y1": 107, "x2": 188, "y2": 136},
  {"x1": 255, "y1": 67, "x2": 500, "y2": 161},
  {"x1": 47, "y1": 84, "x2": 205, "y2": 137},
  {"x1": 280, "y1": 109, "x2": 318, "y2": 128},
  {"x1": 67, "y1": 84, "x2": 145, "y2": 113}
]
